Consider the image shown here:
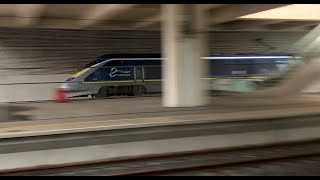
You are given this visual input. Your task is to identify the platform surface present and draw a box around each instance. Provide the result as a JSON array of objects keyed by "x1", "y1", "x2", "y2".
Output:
[{"x1": 1, "y1": 94, "x2": 320, "y2": 138}]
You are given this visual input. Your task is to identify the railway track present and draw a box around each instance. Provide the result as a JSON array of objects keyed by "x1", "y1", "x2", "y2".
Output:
[
  {"x1": 126, "y1": 152, "x2": 320, "y2": 176},
  {"x1": 161, "y1": 153, "x2": 320, "y2": 176},
  {"x1": 3, "y1": 139, "x2": 320, "y2": 176}
]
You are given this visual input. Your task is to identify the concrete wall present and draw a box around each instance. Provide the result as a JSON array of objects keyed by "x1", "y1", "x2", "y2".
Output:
[
  {"x1": 0, "y1": 28, "x2": 315, "y2": 102},
  {"x1": 0, "y1": 74, "x2": 71, "y2": 102},
  {"x1": 0, "y1": 28, "x2": 309, "y2": 76}
]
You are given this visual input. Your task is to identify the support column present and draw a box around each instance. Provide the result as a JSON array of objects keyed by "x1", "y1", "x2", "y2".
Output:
[{"x1": 161, "y1": 4, "x2": 208, "y2": 107}]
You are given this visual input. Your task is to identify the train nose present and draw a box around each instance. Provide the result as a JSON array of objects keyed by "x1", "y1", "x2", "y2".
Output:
[
  {"x1": 60, "y1": 83, "x2": 70, "y2": 90},
  {"x1": 61, "y1": 78, "x2": 75, "y2": 89},
  {"x1": 66, "y1": 77, "x2": 75, "y2": 82}
]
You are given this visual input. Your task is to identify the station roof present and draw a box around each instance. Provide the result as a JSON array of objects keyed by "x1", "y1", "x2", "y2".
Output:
[{"x1": 0, "y1": 4, "x2": 318, "y2": 31}]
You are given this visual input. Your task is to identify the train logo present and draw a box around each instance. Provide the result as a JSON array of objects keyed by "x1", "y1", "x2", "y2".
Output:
[{"x1": 109, "y1": 67, "x2": 132, "y2": 78}]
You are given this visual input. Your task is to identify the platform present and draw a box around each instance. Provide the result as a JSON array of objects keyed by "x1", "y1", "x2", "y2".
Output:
[
  {"x1": 1, "y1": 94, "x2": 320, "y2": 138},
  {"x1": 1, "y1": 95, "x2": 320, "y2": 172}
]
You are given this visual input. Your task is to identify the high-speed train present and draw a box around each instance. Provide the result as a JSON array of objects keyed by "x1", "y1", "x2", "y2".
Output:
[{"x1": 61, "y1": 53, "x2": 293, "y2": 98}]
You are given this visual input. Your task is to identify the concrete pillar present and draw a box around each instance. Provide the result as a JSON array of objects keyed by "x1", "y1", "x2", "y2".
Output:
[{"x1": 161, "y1": 4, "x2": 208, "y2": 107}]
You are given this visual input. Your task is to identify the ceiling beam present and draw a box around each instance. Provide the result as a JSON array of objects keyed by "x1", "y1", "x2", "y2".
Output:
[
  {"x1": 133, "y1": 15, "x2": 160, "y2": 29},
  {"x1": 210, "y1": 4, "x2": 290, "y2": 24},
  {"x1": 217, "y1": 20, "x2": 285, "y2": 30},
  {"x1": 134, "y1": 4, "x2": 225, "y2": 29},
  {"x1": 201, "y1": 4, "x2": 227, "y2": 11},
  {"x1": 265, "y1": 21, "x2": 320, "y2": 30},
  {"x1": 15, "y1": 4, "x2": 47, "y2": 27},
  {"x1": 210, "y1": 26, "x2": 311, "y2": 32},
  {"x1": 38, "y1": 18, "x2": 138, "y2": 30},
  {"x1": 291, "y1": 24, "x2": 320, "y2": 54},
  {"x1": 0, "y1": 18, "x2": 314, "y2": 32},
  {"x1": 77, "y1": 4, "x2": 138, "y2": 28}
]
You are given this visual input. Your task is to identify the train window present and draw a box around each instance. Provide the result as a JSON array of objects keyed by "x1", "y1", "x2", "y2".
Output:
[
  {"x1": 209, "y1": 60, "x2": 235, "y2": 76},
  {"x1": 210, "y1": 65, "x2": 229, "y2": 76},
  {"x1": 209, "y1": 59, "x2": 265, "y2": 77},
  {"x1": 254, "y1": 63, "x2": 278, "y2": 75},
  {"x1": 144, "y1": 66, "x2": 162, "y2": 80},
  {"x1": 84, "y1": 68, "x2": 107, "y2": 81}
]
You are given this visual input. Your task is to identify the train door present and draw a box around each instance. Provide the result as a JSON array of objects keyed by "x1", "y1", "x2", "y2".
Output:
[{"x1": 135, "y1": 67, "x2": 144, "y2": 82}]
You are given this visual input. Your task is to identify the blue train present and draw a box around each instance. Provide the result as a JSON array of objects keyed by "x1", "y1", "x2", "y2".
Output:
[{"x1": 61, "y1": 53, "x2": 293, "y2": 98}]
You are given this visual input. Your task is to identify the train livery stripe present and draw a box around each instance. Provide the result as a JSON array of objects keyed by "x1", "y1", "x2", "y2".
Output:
[
  {"x1": 144, "y1": 79, "x2": 162, "y2": 82},
  {"x1": 82, "y1": 80, "x2": 162, "y2": 84},
  {"x1": 203, "y1": 76, "x2": 267, "y2": 80},
  {"x1": 82, "y1": 80, "x2": 135, "y2": 84},
  {"x1": 81, "y1": 76, "x2": 267, "y2": 84},
  {"x1": 72, "y1": 68, "x2": 91, "y2": 78},
  {"x1": 72, "y1": 61, "x2": 107, "y2": 78}
]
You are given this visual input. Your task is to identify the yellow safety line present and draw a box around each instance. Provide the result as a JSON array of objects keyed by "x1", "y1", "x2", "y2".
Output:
[
  {"x1": 0, "y1": 107, "x2": 316, "y2": 135},
  {"x1": 0, "y1": 119, "x2": 119, "y2": 133}
]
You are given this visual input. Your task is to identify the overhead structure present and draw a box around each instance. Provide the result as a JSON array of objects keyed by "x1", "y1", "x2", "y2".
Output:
[
  {"x1": 77, "y1": 4, "x2": 139, "y2": 28},
  {"x1": 0, "y1": 4, "x2": 318, "y2": 31},
  {"x1": 15, "y1": 4, "x2": 47, "y2": 27}
]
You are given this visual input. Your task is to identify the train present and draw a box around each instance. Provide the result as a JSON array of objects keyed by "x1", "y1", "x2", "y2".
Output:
[{"x1": 60, "y1": 53, "x2": 294, "y2": 98}]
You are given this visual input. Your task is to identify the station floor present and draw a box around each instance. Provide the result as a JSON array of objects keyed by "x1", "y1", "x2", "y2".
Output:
[{"x1": 1, "y1": 94, "x2": 320, "y2": 138}]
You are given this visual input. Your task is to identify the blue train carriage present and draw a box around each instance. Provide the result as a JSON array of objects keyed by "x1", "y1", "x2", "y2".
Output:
[
  {"x1": 61, "y1": 53, "x2": 293, "y2": 98},
  {"x1": 206, "y1": 54, "x2": 293, "y2": 92},
  {"x1": 61, "y1": 54, "x2": 162, "y2": 98}
]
